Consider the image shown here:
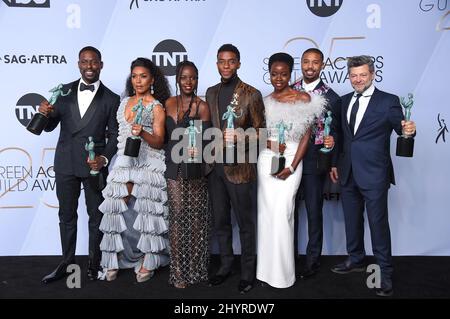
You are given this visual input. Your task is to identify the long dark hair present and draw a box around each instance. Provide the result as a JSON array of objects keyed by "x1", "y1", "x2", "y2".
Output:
[{"x1": 124, "y1": 57, "x2": 171, "y2": 106}]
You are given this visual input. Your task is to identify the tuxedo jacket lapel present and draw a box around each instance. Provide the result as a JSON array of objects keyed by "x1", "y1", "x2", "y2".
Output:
[
  {"x1": 354, "y1": 88, "x2": 379, "y2": 138},
  {"x1": 68, "y1": 81, "x2": 81, "y2": 127},
  {"x1": 73, "y1": 83, "x2": 104, "y2": 134},
  {"x1": 209, "y1": 85, "x2": 221, "y2": 129},
  {"x1": 342, "y1": 93, "x2": 353, "y2": 136},
  {"x1": 313, "y1": 80, "x2": 324, "y2": 91},
  {"x1": 232, "y1": 80, "x2": 247, "y2": 127}
]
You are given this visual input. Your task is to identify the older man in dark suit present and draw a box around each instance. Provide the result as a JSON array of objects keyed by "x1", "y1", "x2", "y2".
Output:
[
  {"x1": 330, "y1": 55, "x2": 416, "y2": 297},
  {"x1": 38, "y1": 46, "x2": 119, "y2": 283}
]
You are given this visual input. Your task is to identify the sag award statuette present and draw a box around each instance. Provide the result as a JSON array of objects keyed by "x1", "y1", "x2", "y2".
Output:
[
  {"x1": 185, "y1": 120, "x2": 201, "y2": 163},
  {"x1": 318, "y1": 110, "x2": 333, "y2": 172},
  {"x1": 271, "y1": 120, "x2": 292, "y2": 175},
  {"x1": 181, "y1": 119, "x2": 202, "y2": 180},
  {"x1": 396, "y1": 93, "x2": 415, "y2": 157},
  {"x1": 26, "y1": 83, "x2": 71, "y2": 135},
  {"x1": 85, "y1": 136, "x2": 99, "y2": 176},
  {"x1": 222, "y1": 93, "x2": 242, "y2": 165},
  {"x1": 124, "y1": 98, "x2": 144, "y2": 157},
  {"x1": 85, "y1": 136, "x2": 104, "y2": 191},
  {"x1": 222, "y1": 93, "x2": 242, "y2": 148}
]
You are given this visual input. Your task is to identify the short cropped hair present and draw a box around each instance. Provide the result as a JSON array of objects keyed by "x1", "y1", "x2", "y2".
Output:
[
  {"x1": 347, "y1": 55, "x2": 374, "y2": 73},
  {"x1": 268, "y1": 52, "x2": 294, "y2": 73},
  {"x1": 217, "y1": 44, "x2": 240, "y2": 61},
  {"x1": 79, "y1": 46, "x2": 102, "y2": 61},
  {"x1": 301, "y1": 48, "x2": 324, "y2": 62}
]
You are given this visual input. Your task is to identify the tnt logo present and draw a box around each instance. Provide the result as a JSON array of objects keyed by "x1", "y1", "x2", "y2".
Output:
[
  {"x1": 15, "y1": 93, "x2": 46, "y2": 127},
  {"x1": 306, "y1": 0, "x2": 343, "y2": 17},
  {"x1": 1, "y1": 0, "x2": 50, "y2": 8},
  {"x1": 151, "y1": 39, "x2": 188, "y2": 76}
]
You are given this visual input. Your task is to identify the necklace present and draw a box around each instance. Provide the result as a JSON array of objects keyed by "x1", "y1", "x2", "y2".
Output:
[{"x1": 176, "y1": 94, "x2": 195, "y2": 124}]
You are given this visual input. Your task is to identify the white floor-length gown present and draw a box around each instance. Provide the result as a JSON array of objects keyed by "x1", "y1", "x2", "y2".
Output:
[{"x1": 256, "y1": 94, "x2": 325, "y2": 288}]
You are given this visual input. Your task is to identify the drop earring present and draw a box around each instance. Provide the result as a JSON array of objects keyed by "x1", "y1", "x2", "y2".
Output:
[{"x1": 151, "y1": 85, "x2": 154, "y2": 95}]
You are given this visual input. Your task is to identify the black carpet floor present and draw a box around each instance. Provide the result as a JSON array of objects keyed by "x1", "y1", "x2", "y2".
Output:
[{"x1": 1, "y1": 255, "x2": 449, "y2": 300}]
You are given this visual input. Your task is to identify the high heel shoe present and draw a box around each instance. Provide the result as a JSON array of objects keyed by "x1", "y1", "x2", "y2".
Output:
[
  {"x1": 136, "y1": 270, "x2": 154, "y2": 283},
  {"x1": 174, "y1": 282, "x2": 187, "y2": 289},
  {"x1": 106, "y1": 269, "x2": 118, "y2": 281}
]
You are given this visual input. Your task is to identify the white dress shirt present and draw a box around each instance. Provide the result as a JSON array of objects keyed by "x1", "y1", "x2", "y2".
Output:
[
  {"x1": 346, "y1": 84, "x2": 375, "y2": 134},
  {"x1": 301, "y1": 78, "x2": 321, "y2": 92},
  {"x1": 77, "y1": 79, "x2": 108, "y2": 166},
  {"x1": 77, "y1": 79, "x2": 100, "y2": 118}
]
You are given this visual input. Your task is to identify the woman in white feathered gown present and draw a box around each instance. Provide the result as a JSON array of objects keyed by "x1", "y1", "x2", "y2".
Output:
[{"x1": 256, "y1": 53, "x2": 326, "y2": 288}]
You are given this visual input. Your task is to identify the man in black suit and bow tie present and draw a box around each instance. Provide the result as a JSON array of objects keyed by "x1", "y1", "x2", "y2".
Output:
[
  {"x1": 329, "y1": 55, "x2": 416, "y2": 297},
  {"x1": 39, "y1": 46, "x2": 120, "y2": 283}
]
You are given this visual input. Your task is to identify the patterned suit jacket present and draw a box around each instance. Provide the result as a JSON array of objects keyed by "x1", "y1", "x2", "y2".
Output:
[
  {"x1": 291, "y1": 79, "x2": 341, "y2": 174},
  {"x1": 205, "y1": 78, "x2": 265, "y2": 184}
]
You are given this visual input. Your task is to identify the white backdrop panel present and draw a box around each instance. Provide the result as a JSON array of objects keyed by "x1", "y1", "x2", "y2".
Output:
[{"x1": 0, "y1": 0, "x2": 449, "y2": 256}]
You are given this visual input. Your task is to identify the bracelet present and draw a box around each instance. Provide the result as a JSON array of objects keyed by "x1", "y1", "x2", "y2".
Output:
[
  {"x1": 100, "y1": 155, "x2": 109, "y2": 167},
  {"x1": 288, "y1": 165, "x2": 295, "y2": 174}
]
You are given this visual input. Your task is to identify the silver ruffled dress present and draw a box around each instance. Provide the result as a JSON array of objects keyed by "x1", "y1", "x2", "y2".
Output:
[{"x1": 99, "y1": 97, "x2": 169, "y2": 273}]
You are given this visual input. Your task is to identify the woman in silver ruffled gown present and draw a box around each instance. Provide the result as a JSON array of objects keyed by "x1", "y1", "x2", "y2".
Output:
[{"x1": 98, "y1": 57, "x2": 171, "y2": 282}]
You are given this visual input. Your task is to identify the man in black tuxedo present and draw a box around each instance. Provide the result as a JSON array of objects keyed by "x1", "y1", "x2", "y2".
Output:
[
  {"x1": 291, "y1": 48, "x2": 341, "y2": 279},
  {"x1": 330, "y1": 55, "x2": 416, "y2": 297},
  {"x1": 39, "y1": 46, "x2": 120, "y2": 283}
]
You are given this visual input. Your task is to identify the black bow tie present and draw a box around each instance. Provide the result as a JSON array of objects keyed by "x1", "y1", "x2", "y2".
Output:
[{"x1": 80, "y1": 83, "x2": 95, "y2": 92}]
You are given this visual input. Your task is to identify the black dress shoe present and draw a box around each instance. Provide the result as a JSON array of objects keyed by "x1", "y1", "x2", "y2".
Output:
[
  {"x1": 299, "y1": 267, "x2": 318, "y2": 279},
  {"x1": 238, "y1": 280, "x2": 254, "y2": 294},
  {"x1": 87, "y1": 260, "x2": 101, "y2": 281},
  {"x1": 208, "y1": 272, "x2": 231, "y2": 286},
  {"x1": 376, "y1": 287, "x2": 394, "y2": 297},
  {"x1": 331, "y1": 261, "x2": 366, "y2": 274},
  {"x1": 87, "y1": 266, "x2": 101, "y2": 281},
  {"x1": 41, "y1": 262, "x2": 70, "y2": 284}
]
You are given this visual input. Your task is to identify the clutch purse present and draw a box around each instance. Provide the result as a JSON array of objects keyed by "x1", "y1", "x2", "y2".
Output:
[{"x1": 270, "y1": 155, "x2": 286, "y2": 175}]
